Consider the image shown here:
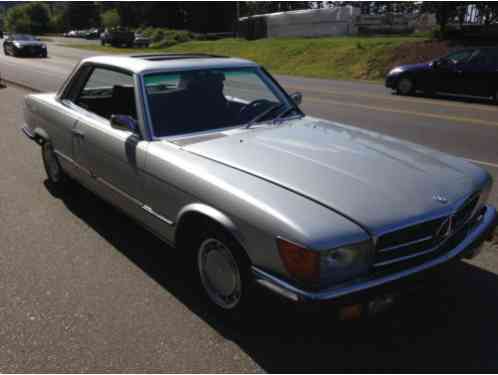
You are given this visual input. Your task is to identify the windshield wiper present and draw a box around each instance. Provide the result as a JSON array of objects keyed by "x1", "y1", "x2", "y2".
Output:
[
  {"x1": 272, "y1": 105, "x2": 300, "y2": 124},
  {"x1": 245, "y1": 103, "x2": 284, "y2": 129}
]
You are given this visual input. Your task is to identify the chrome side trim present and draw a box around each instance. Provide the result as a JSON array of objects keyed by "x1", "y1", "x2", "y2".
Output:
[
  {"x1": 143, "y1": 205, "x2": 175, "y2": 226},
  {"x1": 54, "y1": 150, "x2": 93, "y2": 176},
  {"x1": 378, "y1": 235, "x2": 433, "y2": 253},
  {"x1": 97, "y1": 177, "x2": 144, "y2": 207},
  {"x1": 253, "y1": 205, "x2": 497, "y2": 303}
]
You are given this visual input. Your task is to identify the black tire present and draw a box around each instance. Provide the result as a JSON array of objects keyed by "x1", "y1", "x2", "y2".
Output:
[
  {"x1": 3, "y1": 45, "x2": 9, "y2": 56},
  {"x1": 41, "y1": 141, "x2": 66, "y2": 187},
  {"x1": 396, "y1": 76, "x2": 415, "y2": 96},
  {"x1": 194, "y1": 222, "x2": 254, "y2": 318}
]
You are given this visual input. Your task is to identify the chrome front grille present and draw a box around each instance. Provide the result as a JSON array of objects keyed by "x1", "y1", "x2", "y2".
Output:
[{"x1": 374, "y1": 195, "x2": 480, "y2": 272}]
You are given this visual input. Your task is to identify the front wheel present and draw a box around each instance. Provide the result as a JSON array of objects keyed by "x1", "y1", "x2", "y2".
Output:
[
  {"x1": 196, "y1": 226, "x2": 253, "y2": 316},
  {"x1": 3, "y1": 45, "x2": 9, "y2": 56},
  {"x1": 397, "y1": 76, "x2": 415, "y2": 95}
]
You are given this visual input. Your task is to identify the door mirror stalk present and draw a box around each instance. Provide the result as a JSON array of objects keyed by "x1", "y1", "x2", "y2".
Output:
[
  {"x1": 110, "y1": 114, "x2": 139, "y2": 134},
  {"x1": 290, "y1": 92, "x2": 303, "y2": 106}
]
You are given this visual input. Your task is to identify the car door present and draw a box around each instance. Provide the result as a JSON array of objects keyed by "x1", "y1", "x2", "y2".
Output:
[
  {"x1": 458, "y1": 49, "x2": 496, "y2": 98},
  {"x1": 435, "y1": 49, "x2": 476, "y2": 94},
  {"x1": 68, "y1": 65, "x2": 150, "y2": 222}
]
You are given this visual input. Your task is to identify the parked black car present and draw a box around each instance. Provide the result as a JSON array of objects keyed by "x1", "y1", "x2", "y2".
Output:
[
  {"x1": 100, "y1": 28, "x2": 135, "y2": 47},
  {"x1": 386, "y1": 47, "x2": 498, "y2": 101},
  {"x1": 3, "y1": 34, "x2": 47, "y2": 58}
]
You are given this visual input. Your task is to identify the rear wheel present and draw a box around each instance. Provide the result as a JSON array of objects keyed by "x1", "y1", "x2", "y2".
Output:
[
  {"x1": 397, "y1": 76, "x2": 415, "y2": 95},
  {"x1": 41, "y1": 141, "x2": 66, "y2": 186}
]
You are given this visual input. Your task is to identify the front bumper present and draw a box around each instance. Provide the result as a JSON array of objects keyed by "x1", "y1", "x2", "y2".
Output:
[
  {"x1": 385, "y1": 74, "x2": 398, "y2": 89},
  {"x1": 15, "y1": 46, "x2": 46, "y2": 57},
  {"x1": 253, "y1": 204, "x2": 497, "y2": 303}
]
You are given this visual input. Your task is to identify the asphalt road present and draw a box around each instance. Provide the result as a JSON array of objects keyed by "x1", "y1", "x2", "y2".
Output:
[{"x1": 1, "y1": 39, "x2": 498, "y2": 372}]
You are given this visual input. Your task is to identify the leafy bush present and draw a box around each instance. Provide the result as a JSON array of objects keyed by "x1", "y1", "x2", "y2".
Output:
[
  {"x1": 140, "y1": 27, "x2": 196, "y2": 48},
  {"x1": 151, "y1": 28, "x2": 166, "y2": 43}
]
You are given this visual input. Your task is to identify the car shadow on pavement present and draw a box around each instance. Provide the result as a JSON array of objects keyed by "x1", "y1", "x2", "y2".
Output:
[{"x1": 45, "y1": 179, "x2": 498, "y2": 372}]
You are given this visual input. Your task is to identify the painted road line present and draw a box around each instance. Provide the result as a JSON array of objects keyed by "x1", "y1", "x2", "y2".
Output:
[
  {"x1": 306, "y1": 96, "x2": 498, "y2": 128},
  {"x1": 286, "y1": 84, "x2": 498, "y2": 113}
]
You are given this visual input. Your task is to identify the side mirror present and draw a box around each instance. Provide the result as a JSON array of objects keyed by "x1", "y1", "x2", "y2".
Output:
[
  {"x1": 290, "y1": 92, "x2": 303, "y2": 106},
  {"x1": 110, "y1": 114, "x2": 139, "y2": 134}
]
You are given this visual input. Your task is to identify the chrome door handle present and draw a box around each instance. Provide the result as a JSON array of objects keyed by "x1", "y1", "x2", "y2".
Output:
[{"x1": 72, "y1": 129, "x2": 85, "y2": 138}]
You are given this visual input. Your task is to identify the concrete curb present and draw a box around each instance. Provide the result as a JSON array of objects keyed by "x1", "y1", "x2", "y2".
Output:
[{"x1": 1, "y1": 78, "x2": 40, "y2": 93}]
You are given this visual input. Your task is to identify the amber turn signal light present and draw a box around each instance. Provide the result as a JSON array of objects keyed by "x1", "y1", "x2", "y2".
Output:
[{"x1": 277, "y1": 238, "x2": 320, "y2": 284}]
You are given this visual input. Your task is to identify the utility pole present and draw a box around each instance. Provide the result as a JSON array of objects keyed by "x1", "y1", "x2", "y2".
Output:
[{"x1": 235, "y1": 2, "x2": 240, "y2": 37}]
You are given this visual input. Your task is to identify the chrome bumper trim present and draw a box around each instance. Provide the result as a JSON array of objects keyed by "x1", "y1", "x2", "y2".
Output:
[
  {"x1": 21, "y1": 126, "x2": 36, "y2": 141},
  {"x1": 253, "y1": 205, "x2": 497, "y2": 303}
]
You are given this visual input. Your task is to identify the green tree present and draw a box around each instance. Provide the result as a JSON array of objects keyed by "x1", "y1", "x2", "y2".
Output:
[
  {"x1": 101, "y1": 8, "x2": 121, "y2": 29},
  {"x1": 4, "y1": 3, "x2": 49, "y2": 34}
]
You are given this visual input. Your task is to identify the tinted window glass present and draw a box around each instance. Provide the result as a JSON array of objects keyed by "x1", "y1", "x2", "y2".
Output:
[
  {"x1": 144, "y1": 68, "x2": 286, "y2": 137},
  {"x1": 446, "y1": 50, "x2": 475, "y2": 64},
  {"x1": 75, "y1": 67, "x2": 136, "y2": 120}
]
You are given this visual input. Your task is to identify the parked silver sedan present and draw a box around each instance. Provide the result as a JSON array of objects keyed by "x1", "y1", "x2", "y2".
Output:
[{"x1": 22, "y1": 54, "x2": 497, "y2": 316}]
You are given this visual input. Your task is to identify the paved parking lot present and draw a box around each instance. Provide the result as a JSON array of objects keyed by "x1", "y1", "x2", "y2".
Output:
[{"x1": 0, "y1": 44, "x2": 498, "y2": 371}]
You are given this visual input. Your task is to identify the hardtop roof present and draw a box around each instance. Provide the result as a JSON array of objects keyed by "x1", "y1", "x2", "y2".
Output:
[{"x1": 80, "y1": 54, "x2": 258, "y2": 75}]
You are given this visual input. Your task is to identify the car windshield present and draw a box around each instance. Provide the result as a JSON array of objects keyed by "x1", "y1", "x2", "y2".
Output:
[
  {"x1": 13, "y1": 34, "x2": 36, "y2": 41},
  {"x1": 144, "y1": 67, "x2": 291, "y2": 138},
  {"x1": 445, "y1": 49, "x2": 476, "y2": 64}
]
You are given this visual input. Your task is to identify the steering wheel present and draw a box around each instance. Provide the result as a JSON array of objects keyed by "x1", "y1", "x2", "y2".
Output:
[{"x1": 239, "y1": 99, "x2": 273, "y2": 119}]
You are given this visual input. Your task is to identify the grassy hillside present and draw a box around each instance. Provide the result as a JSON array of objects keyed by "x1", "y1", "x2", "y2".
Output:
[{"x1": 62, "y1": 36, "x2": 429, "y2": 82}]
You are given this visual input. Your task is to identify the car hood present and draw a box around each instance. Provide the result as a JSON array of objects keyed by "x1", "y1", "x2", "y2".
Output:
[
  {"x1": 13, "y1": 41, "x2": 44, "y2": 47},
  {"x1": 182, "y1": 117, "x2": 485, "y2": 234},
  {"x1": 395, "y1": 62, "x2": 431, "y2": 73}
]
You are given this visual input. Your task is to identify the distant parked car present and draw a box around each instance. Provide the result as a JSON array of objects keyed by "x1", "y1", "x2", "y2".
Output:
[
  {"x1": 3, "y1": 34, "x2": 47, "y2": 58},
  {"x1": 386, "y1": 47, "x2": 498, "y2": 101},
  {"x1": 100, "y1": 28, "x2": 135, "y2": 47},
  {"x1": 134, "y1": 33, "x2": 150, "y2": 48},
  {"x1": 21, "y1": 53, "x2": 497, "y2": 316},
  {"x1": 83, "y1": 28, "x2": 100, "y2": 40}
]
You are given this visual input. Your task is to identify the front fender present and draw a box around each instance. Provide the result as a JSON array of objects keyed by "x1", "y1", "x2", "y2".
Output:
[{"x1": 175, "y1": 203, "x2": 245, "y2": 247}]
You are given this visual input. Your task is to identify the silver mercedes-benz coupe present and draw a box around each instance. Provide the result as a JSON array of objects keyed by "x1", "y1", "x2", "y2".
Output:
[{"x1": 22, "y1": 53, "x2": 497, "y2": 316}]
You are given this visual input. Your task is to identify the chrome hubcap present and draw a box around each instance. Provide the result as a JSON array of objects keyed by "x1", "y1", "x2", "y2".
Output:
[
  {"x1": 398, "y1": 78, "x2": 413, "y2": 94},
  {"x1": 44, "y1": 147, "x2": 60, "y2": 182},
  {"x1": 198, "y1": 238, "x2": 242, "y2": 309}
]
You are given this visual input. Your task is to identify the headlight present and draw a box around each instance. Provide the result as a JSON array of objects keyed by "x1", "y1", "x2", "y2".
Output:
[
  {"x1": 320, "y1": 241, "x2": 372, "y2": 285},
  {"x1": 388, "y1": 67, "x2": 404, "y2": 75},
  {"x1": 13, "y1": 42, "x2": 21, "y2": 48},
  {"x1": 41, "y1": 44, "x2": 47, "y2": 49},
  {"x1": 277, "y1": 238, "x2": 372, "y2": 287}
]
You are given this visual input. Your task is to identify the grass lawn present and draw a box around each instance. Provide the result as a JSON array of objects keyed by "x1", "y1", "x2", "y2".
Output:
[{"x1": 61, "y1": 36, "x2": 427, "y2": 81}]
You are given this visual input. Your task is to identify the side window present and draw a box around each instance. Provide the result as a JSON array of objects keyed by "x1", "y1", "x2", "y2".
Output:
[
  {"x1": 446, "y1": 50, "x2": 475, "y2": 64},
  {"x1": 75, "y1": 67, "x2": 137, "y2": 120},
  {"x1": 469, "y1": 50, "x2": 493, "y2": 66}
]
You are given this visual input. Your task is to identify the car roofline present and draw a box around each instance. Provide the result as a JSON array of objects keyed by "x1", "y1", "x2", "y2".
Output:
[{"x1": 80, "y1": 55, "x2": 258, "y2": 75}]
